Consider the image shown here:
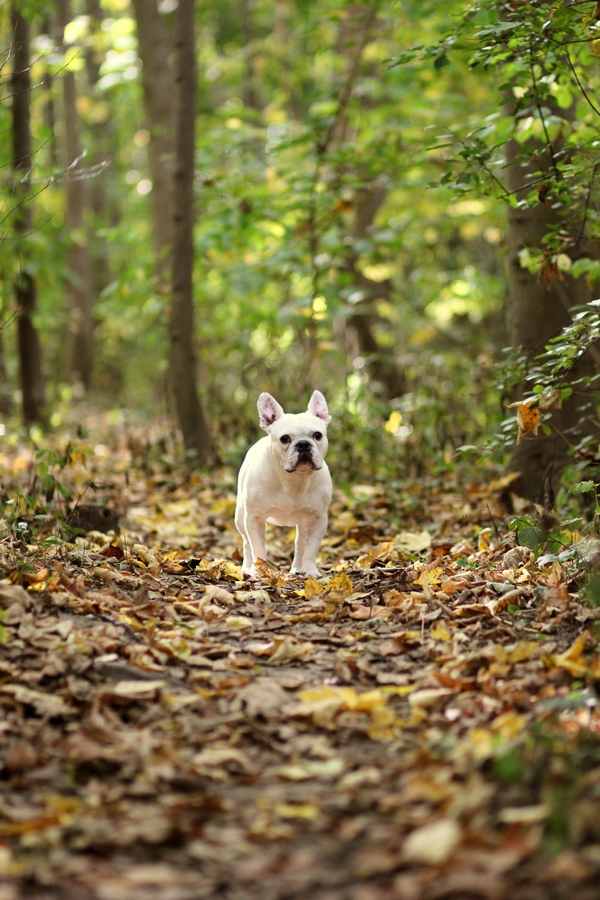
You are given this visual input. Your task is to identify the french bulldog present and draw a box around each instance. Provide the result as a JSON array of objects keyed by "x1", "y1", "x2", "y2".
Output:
[{"x1": 235, "y1": 390, "x2": 332, "y2": 578}]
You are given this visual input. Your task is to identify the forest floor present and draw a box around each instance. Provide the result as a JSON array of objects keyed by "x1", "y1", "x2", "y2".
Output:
[{"x1": 1, "y1": 413, "x2": 600, "y2": 899}]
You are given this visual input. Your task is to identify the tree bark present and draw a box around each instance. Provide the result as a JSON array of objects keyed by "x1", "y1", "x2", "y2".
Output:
[
  {"x1": 10, "y1": 4, "x2": 46, "y2": 425},
  {"x1": 169, "y1": 0, "x2": 214, "y2": 462},
  {"x1": 56, "y1": 0, "x2": 95, "y2": 391},
  {"x1": 505, "y1": 136, "x2": 600, "y2": 502},
  {"x1": 131, "y1": 0, "x2": 175, "y2": 279}
]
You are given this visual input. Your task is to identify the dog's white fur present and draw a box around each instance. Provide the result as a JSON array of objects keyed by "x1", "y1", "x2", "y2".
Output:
[{"x1": 235, "y1": 391, "x2": 332, "y2": 577}]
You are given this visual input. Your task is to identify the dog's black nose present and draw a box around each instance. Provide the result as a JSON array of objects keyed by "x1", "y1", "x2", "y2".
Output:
[{"x1": 295, "y1": 440, "x2": 311, "y2": 453}]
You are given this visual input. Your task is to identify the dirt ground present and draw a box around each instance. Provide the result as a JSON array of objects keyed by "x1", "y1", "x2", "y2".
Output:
[{"x1": 1, "y1": 433, "x2": 599, "y2": 899}]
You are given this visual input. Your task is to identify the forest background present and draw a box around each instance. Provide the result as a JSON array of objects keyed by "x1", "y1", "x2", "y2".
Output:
[
  {"x1": 3, "y1": 0, "x2": 600, "y2": 515},
  {"x1": 3, "y1": 4, "x2": 600, "y2": 897}
]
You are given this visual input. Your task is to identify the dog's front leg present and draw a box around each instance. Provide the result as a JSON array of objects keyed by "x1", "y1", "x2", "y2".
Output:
[
  {"x1": 291, "y1": 524, "x2": 307, "y2": 575},
  {"x1": 291, "y1": 515, "x2": 328, "y2": 577},
  {"x1": 236, "y1": 510, "x2": 267, "y2": 575}
]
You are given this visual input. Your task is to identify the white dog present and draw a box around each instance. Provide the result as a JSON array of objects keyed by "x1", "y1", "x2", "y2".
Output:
[{"x1": 235, "y1": 391, "x2": 332, "y2": 577}]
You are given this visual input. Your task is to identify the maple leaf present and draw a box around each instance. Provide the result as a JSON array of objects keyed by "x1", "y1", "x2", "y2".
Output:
[
  {"x1": 413, "y1": 566, "x2": 443, "y2": 586},
  {"x1": 323, "y1": 573, "x2": 353, "y2": 596}
]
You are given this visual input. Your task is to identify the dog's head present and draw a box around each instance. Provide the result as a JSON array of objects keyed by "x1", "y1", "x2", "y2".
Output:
[{"x1": 257, "y1": 391, "x2": 331, "y2": 473}]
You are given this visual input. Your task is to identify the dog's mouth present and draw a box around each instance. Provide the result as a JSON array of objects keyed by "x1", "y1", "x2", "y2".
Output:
[
  {"x1": 286, "y1": 460, "x2": 320, "y2": 472},
  {"x1": 283, "y1": 439, "x2": 323, "y2": 473},
  {"x1": 285, "y1": 450, "x2": 321, "y2": 472}
]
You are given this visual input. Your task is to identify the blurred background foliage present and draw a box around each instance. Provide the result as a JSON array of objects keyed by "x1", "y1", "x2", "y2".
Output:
[{"x1": 1, "y1": 0, "x2": 598, "y2": 489}]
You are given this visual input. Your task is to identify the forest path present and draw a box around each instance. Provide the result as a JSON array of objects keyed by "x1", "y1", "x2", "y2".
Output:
[{"x1": 0, "y1": 429, "x2": 599, "y2": 899}]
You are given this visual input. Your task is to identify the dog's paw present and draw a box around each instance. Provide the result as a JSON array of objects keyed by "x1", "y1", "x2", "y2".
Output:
[{"x1": 291, "y1": 564, "x2": 321, "y2": 578}]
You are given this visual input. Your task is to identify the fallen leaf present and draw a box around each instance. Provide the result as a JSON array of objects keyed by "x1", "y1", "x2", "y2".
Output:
[
  {"x1": 394, "y1": 531, "x2": 432, "y2": 554},
  {"x1": 403, "y1": 818, "x2": 462, "y2": 864},
  {"x1": 430, "y1": 622, "x2": 452, "y2": 641},
  {"x1": 323, "y1": 573, "x2": 353, "y2": 596},
  {"x1": 267, "y1": 635, "x2": 314, "y2": 664}
]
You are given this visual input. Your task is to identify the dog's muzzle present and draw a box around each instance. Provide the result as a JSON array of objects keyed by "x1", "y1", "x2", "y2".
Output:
[{"x1": 286, "y1": 439, "x2": 320, "y2": 471}]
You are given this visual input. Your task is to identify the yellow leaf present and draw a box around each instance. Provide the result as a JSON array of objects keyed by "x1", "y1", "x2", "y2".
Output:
[
  {"x1": 296, "y1": 685, "x2": 396, "y2": 734},
  {"x1": 506, "y1": 640, "x2": 538, "y2": 664},
  {"x1": 385, "y1": 410, "x2": 403, "y2": 433},
  {"x1": 210, "y1": 497, "x2": 237, "y2": 517},
  {"x1": 202, "y1": 559, "x2": 244, "y2": 582},
  {"x1": 223, "y1": 561, "x2": 244, "y2": 582},
  {"x1": 559, "y1": 634, "x2": 586, "y2": 661},
  {"x1": 225, "y1": 616, "x2": 253, "y2": 629},
  {"x1": 275, "y1": 803, "x2": 320, "y2": 820},
  {"x1": 430, "y1": 622, "x2": 452, "y2": 642},
  {"x1": 477, "y1": 529, "x2": 491, "y2": 552},
  {"x1": 160, "y1": 499, "x2": 195, "y2": 517},
  {"x1": 298, "y1": 685, "x2": 341, "y2": 704},
  {"x1": 487, "y1": 471, "x2": 521, "y2": 491},
  {"x1": 354, "y1": 689, "x2": 386, "y2": 712},
  {"x1": 304, "y1": 577, "x2": 324, "y2": 599},
  {"x1": 491, "y1": 710, "x2": 527, "y2": 740},
  {"x1": 413, "y1": 567, "x2": 443, "y2": 586},
  {"x1": 502, "y1": 566, "x2": 530, "y2": 584},
  {"x1": 555, "y1": 634, "x2": 588, "y2": 676},
  {"x1": 324, "y1": 572, "x2": 353, "y2": 596}
]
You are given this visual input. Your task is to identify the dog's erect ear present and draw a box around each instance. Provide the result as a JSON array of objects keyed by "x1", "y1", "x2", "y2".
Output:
[
  {"x1": 307, "y1": 390, "x2": 331, "y2": 424},
  {"x1": 258, "y1": 393, "x2": 285, "y2": 431}
]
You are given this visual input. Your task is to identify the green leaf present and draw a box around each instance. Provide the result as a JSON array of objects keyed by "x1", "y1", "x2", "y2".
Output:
[{"x1": 572, "y1": 481, "x2": 596, "y2": 495}]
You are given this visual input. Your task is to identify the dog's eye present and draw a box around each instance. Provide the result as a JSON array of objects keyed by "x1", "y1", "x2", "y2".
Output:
[
  {"x1": 313, "y1": 432, "x2": 323, "y2": 441},
  {"x1": 280, "y1": 435, "x2": 291, "y2": 445}
]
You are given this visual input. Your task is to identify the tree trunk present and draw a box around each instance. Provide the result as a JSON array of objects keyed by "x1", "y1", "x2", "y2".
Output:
[
  {"x1": 0, "y1": 318, "x2": 11, "y2": 415},
  {"x1": 505, "y1": 136, "x2": 600, "y2": 502},
  {"x1": 131, "y1": 0, "x2": 175, "y2": 280},
  {"x1": 327, "y1": 5, "x2": 406, "y2": 401},
  {"x1": 57, "y1": 0, "x2": 95, "y2": 391},
  {"x1": 85, "y1": 0, "x2": 115, "y2": 298},
  {"x1": 346, "y1": 184, "x2": 406, "y2": 400},
  {"x1": 169, "y1": 0, "x2": 214, "y2": 462},
  {"x1": 10, "y1": 4, "x2": 46, "y2": 425}
]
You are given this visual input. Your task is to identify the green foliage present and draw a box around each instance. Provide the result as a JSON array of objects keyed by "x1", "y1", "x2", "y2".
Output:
[
  {"x1": 420, "y1": 0, "x2": 600, "y2": 237},
  {"x1": 0, "y1": 0, "x2": 511, "y2": 473},
  {"x1": 499, "y1": 303, "x2": 600, "y2": 398},
  {"x1": 389, "y1": 0, "x2": 600, "y2": 477},
  {"x1": 582, "y1": 574, "x2": 600, "y2": 607},
  {"x1": 0, "y1": 441, "x2": 90, "y2": 552}
]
